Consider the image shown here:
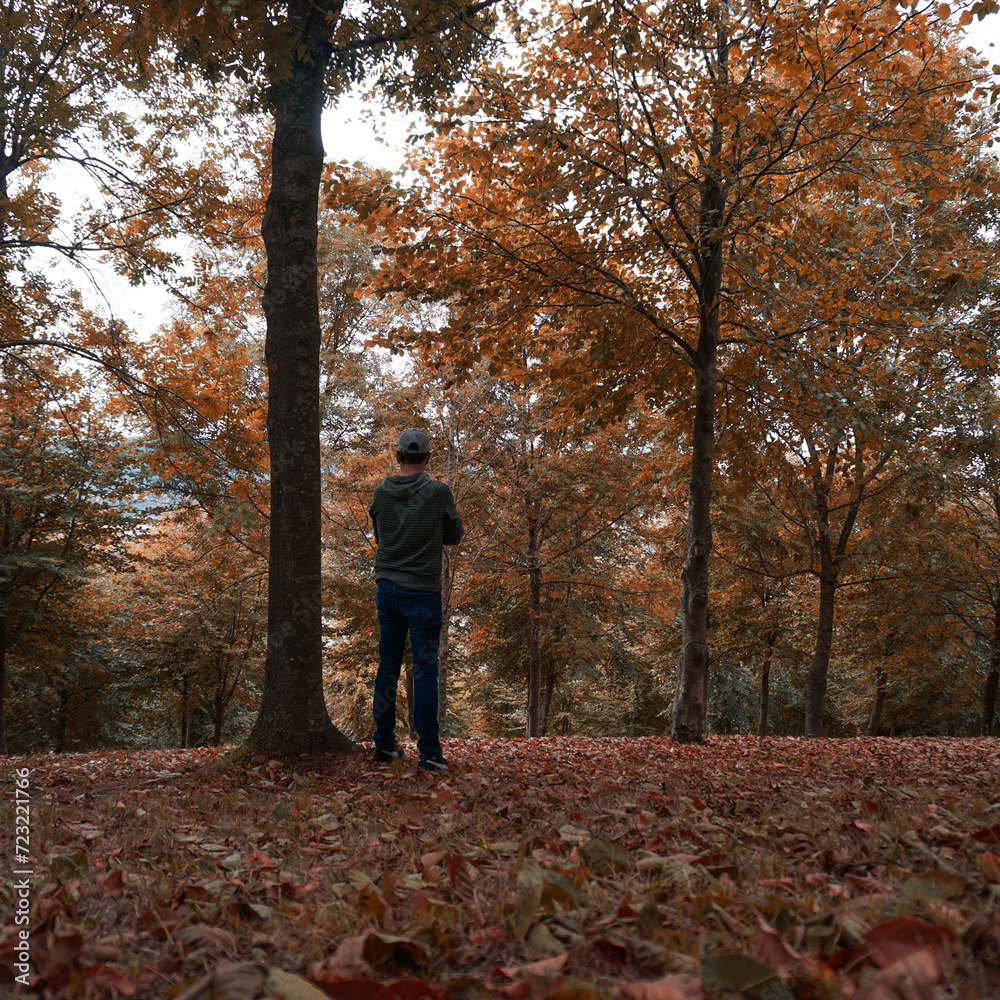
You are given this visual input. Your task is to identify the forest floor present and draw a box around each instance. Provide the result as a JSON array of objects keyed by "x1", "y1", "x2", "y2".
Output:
[{"x1": 2, "y1": 736, "x2": 1000, "y2": 1000}]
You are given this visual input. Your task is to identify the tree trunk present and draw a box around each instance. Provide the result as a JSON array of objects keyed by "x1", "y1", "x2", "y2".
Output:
[
  {"x1": 0, "y1": 620, "x2": 7, "y2": 756},
  {"x1": 214, "y1": 688, "x2": 224, "y2": 747},
  {"x1": 671, "y1": 12, "x2": 727, "y2": 743},
  {"x1": 671, "y1": 347, "x2": 717, "y2": 742},
  {"x1": 526, "y1": 515, "x2": 542, "y2": 736},
  {"x1": 405, "y1": 665, "x2": 417, "y2": 739},
  {"x1": 866, "y1": 665, "x2": 887, "y2": 736},
  {"x1": 983, "y1": 635, "x2": 999, "y2": 736},
  {"x1": 757, "y1": 649, "x2": 771, "y2": 739},
  {"x1": 804, "y1": 573, "x2": 838, "y2": 737},
  {"x1": 180, "y1": 672, "x2": 190, "y2": 749},
  {"x1": 539, "y1": 664, "x2": 555, "y2": 736},
  {"x1": 247, "y1": 2, "x2": 354, "y2": 757},
  {"x1": 438, "y1": 548, "x2": 453, "y2": 735},
  {"x1": 55, "y1": 688, "x2": 68, "y2": 753}
]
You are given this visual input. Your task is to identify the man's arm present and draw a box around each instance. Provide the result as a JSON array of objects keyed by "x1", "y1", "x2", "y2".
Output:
[
  {"x1": 442, "y1": 486, "x2": 463, "y2": 545},
  {"x1": 368, "y1": 491, "x2": 380, "y2": 544}
]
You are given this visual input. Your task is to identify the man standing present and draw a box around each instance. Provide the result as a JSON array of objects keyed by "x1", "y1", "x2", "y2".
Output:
[{"x1": 368, "y1": 428, "x2": 463, "y2": 771}]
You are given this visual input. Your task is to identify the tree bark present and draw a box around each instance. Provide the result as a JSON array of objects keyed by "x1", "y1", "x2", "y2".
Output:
[
  {"x1": 757, "y1": 648, "x2": 772, "y2": 739},
  {"x1": 214, "y1": 688, "x2": 224, "y2": 747},
  {"x1": 438, "y1": 548, "x2": 453, "y2": 735},
  {"x1": 0, "y1": 619, "x2": 7, "y2": 756},
  {"x1": 180, "y1": 671, "x2": 190, "y2": 749},
  {"x1": 671, "y1": 341, "x2": 717, "y2": 741},
  {"x1": 866, "y1": 664, "x2": 887, "y2": 736},
  {"x1": 805, "y1": 573, "x2": 838, "y2": 737},
  {"x1": 405, "y1": 665, "x2": 417, "y2": 739},
  {"x1": 55, "y1": 688, "x2": 68, "y2": 753},
  {"x1": 526, "y1": 514, "x2": 543, "y2": 736},
  {"x1": 983, "y1": 633, "x2": 999, "y2": 736},
  {"x1": 247, "y1": 2, "x2": 354, "y2": 757},
  {"x1": 539, "y1": 664, "x2": 555, "y2": 736}
]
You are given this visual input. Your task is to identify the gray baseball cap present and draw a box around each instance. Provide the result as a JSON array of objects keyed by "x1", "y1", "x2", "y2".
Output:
[{"x1": 397, "y1": 428, "x2": 430, "y2": 458}]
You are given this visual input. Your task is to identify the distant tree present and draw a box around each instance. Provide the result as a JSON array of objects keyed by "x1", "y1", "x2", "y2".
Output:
[{"x1": 0, "y1": 352, "x2": 146, "y2": 754}]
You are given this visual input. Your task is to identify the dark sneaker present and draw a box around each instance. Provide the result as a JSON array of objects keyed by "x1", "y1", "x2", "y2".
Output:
[
  {"x1": 372, "y1": 744, "x2": 404, "y2": 763},
  {"x1": 418, "y1": 753, "x2": 449, "y2": 772}
]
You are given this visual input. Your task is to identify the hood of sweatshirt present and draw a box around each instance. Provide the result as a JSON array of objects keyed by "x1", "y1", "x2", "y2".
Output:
[{"x1": 380, "y1": 471, "x2": 432, "y2": 501}]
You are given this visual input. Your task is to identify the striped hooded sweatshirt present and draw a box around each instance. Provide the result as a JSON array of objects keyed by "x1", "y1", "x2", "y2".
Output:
[{"x1": 368, "y1": 472, "x2": 463, "y2": 592}]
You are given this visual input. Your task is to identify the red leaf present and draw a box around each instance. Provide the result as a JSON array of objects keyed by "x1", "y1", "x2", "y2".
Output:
[
  {"x1": 83, "y1": 964, "x2": 135, "y2": 996},
  {"x1": 864, "y1": 916, "x2": 955, "y2": 968},
  {"x1": 32, "y1": 929, "x2": 86, "y2": 986},
  {"x1": 972, "y1": 825, "x2": 1000, "y2": 845},
  {"x1": 307, "y1": 971, "x2": 388, "y2": 1000},
  {"x1": 750, "y1": 917, "x2": 801, "y2": 974},
  {"x1": 374, "y1": 980, "x2": 448, "y2": 1000}
]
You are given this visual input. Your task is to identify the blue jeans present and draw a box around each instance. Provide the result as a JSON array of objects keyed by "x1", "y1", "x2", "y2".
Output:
[{"x1": 373, "y1": 580, "x2": 443, "y2": 756}]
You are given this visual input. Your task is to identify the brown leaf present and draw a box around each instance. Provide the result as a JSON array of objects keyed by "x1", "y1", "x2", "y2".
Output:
[
  {"x1": 977, "y1": 852, "x2": 1000, "y2": 885},
  {"x1": 449, "y1": 853, "x2": 478, "y2": 903},
  {"x1": 362, "y1": 931, "x2": 429, "y2": 976},
  {"x1": 357, "y1": 885, "x2": 386, "y2": 922},
  {"x1": 962, "y1": 912, "x2": 1000, "y2": 964},
  {"x1": 845, "y1": 874, "x2": 896, "y2": 896},
  {"x1": 173, "y1": 924, "x2": 239, "y2": 956}
]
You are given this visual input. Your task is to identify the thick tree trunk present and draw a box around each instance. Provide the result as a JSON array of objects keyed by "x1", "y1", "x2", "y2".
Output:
[
  {"x1": 247, "y1": 3, "x2": 354, "y2": 757},
  {"x1": 804, "y1": 573, "x2": 838, "y2": 737},
  {"x1": 757, "y1": 650, "x2": 771, "y2": 739},
  {"x1": 526, "y1": 515, "x2": 543, "y2": 736},
  {"x1": 866, "y1": 665, "x2": 887, "y2": 736}
]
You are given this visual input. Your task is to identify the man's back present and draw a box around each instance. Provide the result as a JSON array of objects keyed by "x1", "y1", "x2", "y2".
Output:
[{"x1": 369, "y1": 471, "x2": 463, "y2": 592}]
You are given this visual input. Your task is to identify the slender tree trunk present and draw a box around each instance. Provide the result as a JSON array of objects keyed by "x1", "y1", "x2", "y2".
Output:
[
  {"x1": 180, "y1": 672, "x2": 190, "y2": 749},
  {"x1": 983, "y1": 633, "x2": 999, "y2": 736},
  {"x1": 0, "y1": 620, "x2": 7, "y2": 756},
  {"x1": 405, "y1": 665, "x2": 417, "y2": 739},
  {"x1": 866, "y1": 665, "x2": 887, "y2": 736},
  {"x1": 214, "y1": 689, "x2": 224, "y2": 747},
  {"x1": 539, "y1": 665, "x2": 555, "y2": 736},
  {"x1": 805, "y1": 573, "x2": 838, "y2": 737},
  {"x1": 757, "y1": 648, "x2": 772, "y2": 739},
  {"x1": 438, "y1": 549, "x2": 453, "y2": 735},
  {"x1": 526, "y1": 515, "x2": 543, "y2": 736},
  {"x1": 247, "y1": 2, "x2": 354, "y2": 757},
  {"x1": 55, "y1": 688, "x2": 68, "y2": 753}
]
